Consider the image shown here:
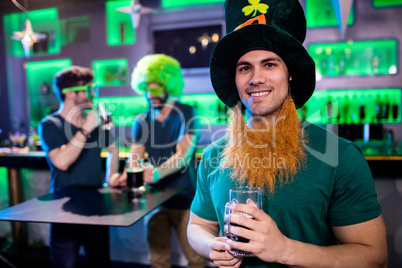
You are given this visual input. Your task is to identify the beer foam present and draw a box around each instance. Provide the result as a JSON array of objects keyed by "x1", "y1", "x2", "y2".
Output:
[{"x1": 126, "y1": 167, "x2": 144, "y2": 173}]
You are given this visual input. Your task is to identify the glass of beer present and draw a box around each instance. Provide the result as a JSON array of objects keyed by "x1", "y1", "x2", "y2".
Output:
[
  {"x1": 98, "y1": 102, "x2": 114, "y2": 130},
  {"x1": 224, "y1": 186, "x2": 262, "y2": 258},
  {"x1": 126, "y1": 153, "x2": 145, "y2": 201}
]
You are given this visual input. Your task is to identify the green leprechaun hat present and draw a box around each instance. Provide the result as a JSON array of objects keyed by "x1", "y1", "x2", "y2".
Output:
[{"x1": 210, "y1": 0, "x2": 316, "y2": 108}]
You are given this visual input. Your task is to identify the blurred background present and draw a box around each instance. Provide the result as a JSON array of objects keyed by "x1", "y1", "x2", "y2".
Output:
[{"x1": 0, "y1": 0, "x2": 401, "y2": 267}]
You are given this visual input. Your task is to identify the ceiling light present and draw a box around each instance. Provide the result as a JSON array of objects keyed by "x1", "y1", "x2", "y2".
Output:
[{"x1": 10, "y1": 0, "x2": 46, "y2": 59}]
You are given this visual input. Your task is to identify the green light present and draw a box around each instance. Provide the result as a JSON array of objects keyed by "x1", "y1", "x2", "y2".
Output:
[
  {"x1": 0, "y1": 168, "x2": 8, "y2": 210},
  {"x1": 92, "y1": 59, "x2": 128, "y2": 87},
  {"x1": 26, "y1": 59, "x2": 72, "y2": 127},
  {"x1": 181, "y1": 94, "x2": 227, "y2": 125},
  {"x1": 106, "y1": 1, "x2": 135, "y2": 46},
  {"x1": 94, "y1": 96, "x2": 148, "y2": 127},
  {"x1": 306, "y1": 0, "x2": 354, "y2": 28},
  {"x1": 3, "y1": 8, "x2": 60, "y2": 57},
  {"x1": 308, "y1": 39, "x2": 397, "y2": 76},
  {"x1": 373, "y1": 0, "x2": 402, "y2": 7},
  {"x1": 301, "y1": 89, "x2": 401, "y2": 124},
  {"x1": 93, "y1": 94, "x2": 228, "y2": 126},
  {"x1": 162, "y1": 0, "x2": 224, "y2": 8}
]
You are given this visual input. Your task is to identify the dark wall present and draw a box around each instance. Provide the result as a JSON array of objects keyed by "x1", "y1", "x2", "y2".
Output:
[{"x1": 0, "y1": 16, "x2": 11, "y2": 138}]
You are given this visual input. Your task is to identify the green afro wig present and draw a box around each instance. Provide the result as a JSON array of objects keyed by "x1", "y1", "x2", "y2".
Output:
[{"x1": 131, "y1": 54, "x2": 184, "y2": 97}]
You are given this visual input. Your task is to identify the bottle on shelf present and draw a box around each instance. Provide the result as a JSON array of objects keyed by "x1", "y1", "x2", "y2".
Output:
[
  {"x1": 326, "y1": 96, "x2": 333, "y2": 124},
  {"x1": 381, "y1": 94, "x2": 390, "y2": 121},
  {"x1": 342, "y1": 95, "x2": 351, "y2": 124},
  {"x1": 392, "y1": 102, "x2": 399, "y2": 121},
  {"x1": 374, "y1": 94, "x2": 383, "y2": 123}
]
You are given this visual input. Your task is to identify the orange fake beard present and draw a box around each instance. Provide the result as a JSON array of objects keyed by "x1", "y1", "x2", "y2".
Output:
[{"x1": 221, "y1": 96, "x2": 307, "y2": 194}]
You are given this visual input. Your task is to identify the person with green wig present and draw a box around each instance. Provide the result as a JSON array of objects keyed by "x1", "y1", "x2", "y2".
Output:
[{"x1": 110, "y1": 54, "x2": 204, "y2": 268}]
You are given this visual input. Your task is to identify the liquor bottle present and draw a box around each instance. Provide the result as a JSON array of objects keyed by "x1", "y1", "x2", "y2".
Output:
[
  {"x1": 358, "y1": 94, "x2": 366, "y2": 124},
  {"x1": 392, "y1": 103, "x2": 399, "y2": 121},
  {"x1": 342, "y1": 96, "x2": 351, "y2": 124},
  {"x1": 350, "y1": 94, "x2": 359, "y2": 124},
  {"x1": 381, "y1": 94, "x2": 390, "y2": 121},
  {"x1": 374, "y1": 94, "x2": 382, "y2": 123},
  {"x1": 217, "y1": 100, "x2": 222, "y2": 123},
  {"x1": 301, "y1": 105, "x2": 307, "y2": 120},
  {"x1": 326, "y1": 96, "x2": 333, "y2": 124}
]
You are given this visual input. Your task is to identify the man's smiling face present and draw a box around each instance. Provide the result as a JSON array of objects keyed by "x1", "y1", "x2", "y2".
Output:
[{"x1": 235, "y1": 49, "x2": 291, "y2": 119}]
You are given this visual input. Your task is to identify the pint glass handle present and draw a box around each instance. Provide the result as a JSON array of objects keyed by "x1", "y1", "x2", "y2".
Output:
[{"x1": 224, "y1": 199, "x2": 238, "y2": 235}]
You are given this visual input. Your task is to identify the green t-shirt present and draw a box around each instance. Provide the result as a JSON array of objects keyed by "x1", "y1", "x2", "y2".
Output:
[{"x1": 190, "y1": 122, "x2": 381, "y2": 268}]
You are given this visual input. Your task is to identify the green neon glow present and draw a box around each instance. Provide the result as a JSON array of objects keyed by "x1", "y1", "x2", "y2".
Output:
[
  {"x1": 92, "y1": 59, "x2": 129, "y2": 87},
  {"x1": 93, "y1": 94, "x2": 227, "y2": 126},
  {"x1": 162, "y1": 0, "x2": 224, "y2": 7},
  {"x1": 180, "y1": 94, "x2": 227, "y2": 125},
  {"x1": 308, "y1": 39, "x2": 397, "y2": 76},
  {"x1": 89, "y1": 89, "x2": 401, "y2": 127},
  {"x1": 106, "y1": 1, "x2": 135, "y2": 46},
  {"x1": 94, "y1": 96, "x2": 148, "y2": 127},
  {"x1": 0, "y1": 167, "x2": 9, "y2": 209},
  {"x1": 26, "y1": 59, "x2": 72, "y2": 127},
  {"x1": 300, "y1": 89, "x2": 401, "y2": 124},
  {"x1": 373, "y1": 0, "x2": 402, "y2": 7},
  {"x1": 306, "y1": 0, "x2": 354, "y2": 28},
  {"x1": 3, "y1": 8, "x2": 60, "y2": 57}
]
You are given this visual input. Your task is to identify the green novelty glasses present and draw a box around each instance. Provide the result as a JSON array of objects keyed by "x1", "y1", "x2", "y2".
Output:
[{"x1": 61, "y1": 83, "x2": 99, "y2": 100}]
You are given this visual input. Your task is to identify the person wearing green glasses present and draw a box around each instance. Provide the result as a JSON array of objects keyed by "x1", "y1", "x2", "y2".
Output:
[{"x1": 38, "y1": 65, "x2": 119, "y2": 268}]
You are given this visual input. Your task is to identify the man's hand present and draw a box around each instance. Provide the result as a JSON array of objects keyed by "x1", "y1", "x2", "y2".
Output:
[
  {"x1": 209, "y1": 237, "x2": 243, "y2": 268},
  {"x1": 143, "y1": 164, "x2": 158, "y2": 184},
  {"x1": 82, "y1": 110, "x2": 100, "y2": 133},
  {"x1": 108, "y1": 172, "x2": 126, "y2": 188},
  {"x1": 225, "y1": 202, "x2": 288, "y2": 263}
]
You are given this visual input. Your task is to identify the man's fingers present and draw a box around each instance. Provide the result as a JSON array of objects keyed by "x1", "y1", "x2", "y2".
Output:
[{"x1": 211, "y1": 239, "x2": 231, "y2": 252}]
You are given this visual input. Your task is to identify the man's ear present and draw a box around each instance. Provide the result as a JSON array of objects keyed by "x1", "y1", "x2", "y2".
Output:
[{"x1": 289, "y1": 75, "x2": 292, "y2": 81}]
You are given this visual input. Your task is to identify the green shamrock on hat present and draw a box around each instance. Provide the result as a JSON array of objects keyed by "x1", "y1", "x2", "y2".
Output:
[{"x1": 242, "y1": 0, "x2": 269, "y2": 17}]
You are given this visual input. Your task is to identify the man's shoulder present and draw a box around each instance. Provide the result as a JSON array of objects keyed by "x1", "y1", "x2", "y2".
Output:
[
  {"x1": 39, "y1": 113, "x2": 63, "y2": 128},
  {"x1": 201, "y1": 135, "x2": 228, "y2": 159},
  {"x1": 302, "y1": 120, "x2": 361, "y2": 163},
  {"x1": 303, "y1": 121, "x2": 352, "y2": 146}
]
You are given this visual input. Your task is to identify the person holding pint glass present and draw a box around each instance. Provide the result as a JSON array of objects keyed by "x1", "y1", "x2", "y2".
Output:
[
  {"x1": 38, "y1": 65, "x2": 120, "y2": 268},
  {"x1": 109, "y1": 54, "x2": 204, "y2": 268},
  {"x1": 187, "y1": 0, "x2": 388, "y2": 267}
]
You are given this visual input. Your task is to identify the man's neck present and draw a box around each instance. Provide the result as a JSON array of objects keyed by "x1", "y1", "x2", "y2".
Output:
[{"x1": 152, "y1": 100, "x2": 175, "y2": 122}]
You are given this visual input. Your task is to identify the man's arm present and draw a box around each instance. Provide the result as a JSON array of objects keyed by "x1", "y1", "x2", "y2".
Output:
[
  {"x1": 47, "y1": 111, "x2": 99, "y2": 171},
  {"x1": 104, "y1": 141, "x2": 119, "y2": 184},
  {"x1": 155, "y1": 134, "x2": 197, "y2": 180},
  {"x1": 227, "y1": 203, "x2": 388, "y2": 268},
  {"x1": 282, "y1": 215, "x2": 388, "y2": 268},
  {"x1": 187, "y1": 212, "x2": 243, "y2": 268},
  {"x1": 142, "y1": 134, "x2": 197, "y2": 184},
  {"x1": 47, "y1": 130, "x2": 88, "y2": 171}
]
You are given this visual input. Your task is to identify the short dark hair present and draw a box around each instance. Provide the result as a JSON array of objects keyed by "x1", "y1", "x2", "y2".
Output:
[{"x1": 52, "y1": 65, "x2": 94, "y2": 102}]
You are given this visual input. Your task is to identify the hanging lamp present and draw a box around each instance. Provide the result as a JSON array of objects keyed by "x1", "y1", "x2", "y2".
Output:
[{"x1": 10, "y1": 0, "x2": 46, "y2": 58}]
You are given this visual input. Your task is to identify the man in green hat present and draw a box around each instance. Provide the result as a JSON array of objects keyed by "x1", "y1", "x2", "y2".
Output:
[{"x1": 187, "y1": 0, "x2": 387, "y2": 267}]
